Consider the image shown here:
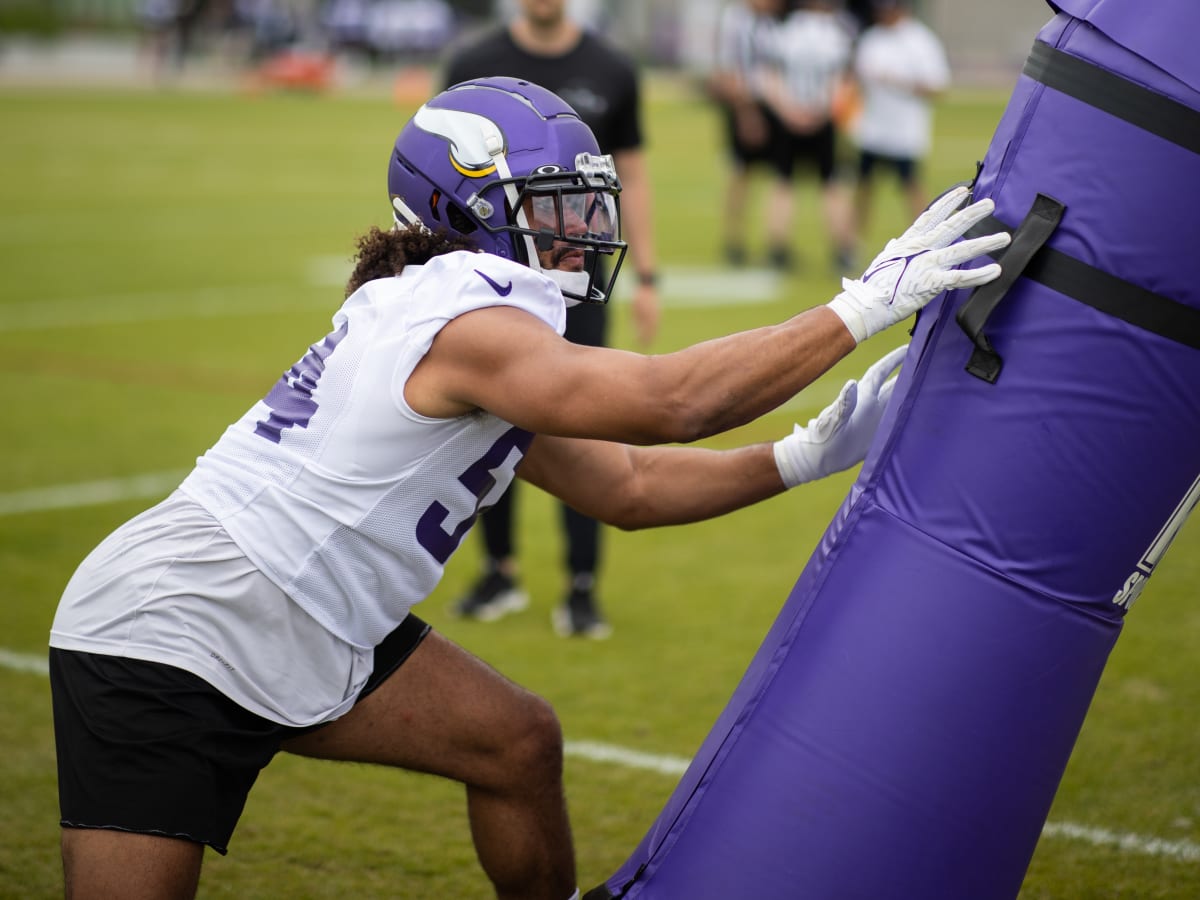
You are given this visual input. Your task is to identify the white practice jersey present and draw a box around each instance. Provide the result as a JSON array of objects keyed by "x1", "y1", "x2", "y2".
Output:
[
  {"x1": 180, "y1": 251, "x2": 565, "y2": 649},
  {"x1": 51, "y1": 250, "x2": 565, "y2": 724},
  {"x1": 853, "y1": 18, "x2": 950, "y2": 158}
]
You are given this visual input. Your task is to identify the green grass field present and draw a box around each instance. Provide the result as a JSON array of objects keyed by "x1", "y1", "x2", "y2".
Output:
[{"x1": 2, "y1": 75, "x2": 1199, "y2": 898}]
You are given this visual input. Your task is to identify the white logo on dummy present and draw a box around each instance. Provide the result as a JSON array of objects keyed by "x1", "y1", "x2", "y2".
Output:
[{"x1": 1113, "y1": 472, "x2": 1200, "y2": 610}]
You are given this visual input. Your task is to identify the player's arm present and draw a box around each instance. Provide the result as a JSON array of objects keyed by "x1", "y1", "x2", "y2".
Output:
[
  {"x1": 415, "y1": 301, "x2": 855, "y2": 446},
  {"x1": 518, "y1": 436, "x2": 785, "y2": 529},
  {"x1": 516, "y1": 345, "x2": 906, "y2": 530},
  {"x1": 409, "y1": 187, "x2": 1008, "y2": 446}
]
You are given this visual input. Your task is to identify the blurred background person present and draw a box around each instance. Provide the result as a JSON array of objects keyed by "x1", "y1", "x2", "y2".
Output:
[
  {"x1": 850, "y1": 0, "x2": 950, "y2": 237},
  {"x1": 137, "y1": 0, "x2": 187, "y2": 77},
  {"x1": 706, "y1": 0, "x2": 790, "y2": 268},
  {"x1": 440, "y1": 0, "x2": 661, "y2": 639},
  {"x1": 137, "y1": 0, "x2": 236, "y2": 76},
  {"x1": 361, "y1": 0, "x2": 456, "y2": 66},
  {"x1": 762, "y1": 0, "x2": 858, "y2": 273}
]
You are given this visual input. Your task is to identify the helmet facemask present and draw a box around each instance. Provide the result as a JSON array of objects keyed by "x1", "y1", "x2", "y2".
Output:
[{"x1": 501, "y1": 153, "x2": 626, "y2": 305}]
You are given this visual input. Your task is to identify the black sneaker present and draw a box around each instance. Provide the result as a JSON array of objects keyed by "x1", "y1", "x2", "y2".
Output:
[
  {"x1": 552, "y1": 587, "x2": 612, "y2": 639},
  {"x1": 451, "y1": 570, "x2": 529, "y2": 622},
  {"x1": 767, "y1": 245, "x2": 796, "y2": 272},
  {"x1": 833, "y1": 246, "x2": 858, "y2": 275}
]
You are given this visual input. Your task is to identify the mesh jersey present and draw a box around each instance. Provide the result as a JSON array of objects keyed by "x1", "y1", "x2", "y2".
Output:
[
  {"x1": 179, "y1": 250, "x2": 566, "y2": 650},
  {"x1": 853, "y1": 18, "x2": 950, "y2": 158}
]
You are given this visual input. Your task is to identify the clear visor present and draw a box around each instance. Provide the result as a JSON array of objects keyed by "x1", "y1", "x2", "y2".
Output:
[
  {"x1": 523, "y1": 190, "x2": 619, "y2": 246},
  {"x1": 487, "y1": 153, "x2": 627, "y2": 305}
]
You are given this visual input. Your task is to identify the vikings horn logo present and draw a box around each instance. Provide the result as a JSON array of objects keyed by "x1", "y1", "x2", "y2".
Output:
[{"x1": 412, "y1": 105, "x2": 506, "y2": 178}]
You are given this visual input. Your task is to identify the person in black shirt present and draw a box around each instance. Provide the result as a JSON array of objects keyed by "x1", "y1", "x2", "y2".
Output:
[{"x1": 442, "y1": 0, "x2": 661, "y2": 639}]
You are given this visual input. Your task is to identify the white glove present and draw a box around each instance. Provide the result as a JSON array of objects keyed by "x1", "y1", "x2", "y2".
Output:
[
  {"x1": 827, "y1": 185, "x2": 1012, "y2": 344},
  {"x1": 774, "y1": 345, "x2": 908, "y2": 488}
]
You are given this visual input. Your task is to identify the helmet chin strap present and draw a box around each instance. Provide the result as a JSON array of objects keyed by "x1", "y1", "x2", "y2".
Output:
[
  {"x1": 543, "y1": 269, "x2": 591, "y2": 307},
  {"x1": 391, "y1": 196, "x2": 427, "y2": 231}
]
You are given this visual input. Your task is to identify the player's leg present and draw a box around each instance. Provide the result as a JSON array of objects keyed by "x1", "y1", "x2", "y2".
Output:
[
  {"x1": 722, "y1": 159, "x2": 753, "y2": 265},
  {"x1": 721, "y1": 102, "x2": 763, "y2": 264},
  {"x1": 480, "y1": 483, "x2": 517, "y2": 564},
  {"x1": 453, "y1": 486, "x2": 529, "y2": 620},
  {"x1": 554, "y1": 304, "x2": 610, "y2": 637},
  {"x1": 61, "y1": 830, "x2": 202, "y2": 900},
  {"x1": 765, "y1": 110, "x2": 798, "y2": 269},
  {"x1": 895, "y1": 155, "x2": 925, "y2": 220},
  {"x1": 280, "y1": 625, "x2": 575, "y2": 900},
  {"x1": 816, "y1": 121, "x2": 856, "y2": 271},
  {"x1": 854, "y1": 149, "x2": 879, "y2": 237},
  {"x1": 55, "y1": 652, "x2": 205, "y2": 900},
  {"x1": 51, "y1": 648, "x2": 278, "y2": 900}
]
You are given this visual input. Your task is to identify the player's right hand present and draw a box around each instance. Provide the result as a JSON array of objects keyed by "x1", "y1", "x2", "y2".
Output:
[
  {"x1": 826, "y1": 185, "x2": 1011, "y2": 344},
  {"x1": 773, "y1": 344, "x2": 907, "y2": 488}
]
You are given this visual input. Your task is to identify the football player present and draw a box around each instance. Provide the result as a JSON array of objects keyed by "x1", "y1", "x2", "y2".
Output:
[{"x1": 49, "y1": 76, "x2": 1008, "y2": 900}]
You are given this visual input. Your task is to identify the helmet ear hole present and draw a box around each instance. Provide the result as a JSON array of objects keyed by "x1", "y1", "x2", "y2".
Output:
[{"x1": 446, "y1": 203, "x2": 478, "y2": 235}]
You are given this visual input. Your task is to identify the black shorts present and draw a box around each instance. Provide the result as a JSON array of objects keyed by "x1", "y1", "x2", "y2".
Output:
[
  {"x1": 788, "y1": 120, "x2": 838, "y2": 183},
  {"x1": 858, "y1": 149, "x2": 919, "y2": 186},
  {"x1": 50, "y1": 613, "x2": 430, "y2": 854},
  {"x1": 722, "y1": 102, "x2": 795, "y2": 178}
]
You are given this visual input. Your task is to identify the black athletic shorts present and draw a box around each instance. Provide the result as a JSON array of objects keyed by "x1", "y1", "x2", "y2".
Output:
[
  {"x1": 722, "y1": 102, "x2": 795, "y2": 178},
  {"x1": 50, "y1": 613, "x2": 431, "y2": 854},
  {"x1": 789, "y1": 120, "x2": 838, "y2": 184},
  {"x1": 857, "y1": 148, "x2": 919, "y2": 186}
]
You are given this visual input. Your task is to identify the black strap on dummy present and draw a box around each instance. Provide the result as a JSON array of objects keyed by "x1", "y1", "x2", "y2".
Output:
[
  {"x1": 1024, "y1": 40, "x2": 1200, "y2": 154},
  {"x1": 955, "y1": 38, "x2": 1200, "y2": 383},
  {"x1": 965, "y1": 210, "x2": 1200, "y2": 356},
  {"x1": 956, "y1": 193, "x2": 1065, "y2": 383}
]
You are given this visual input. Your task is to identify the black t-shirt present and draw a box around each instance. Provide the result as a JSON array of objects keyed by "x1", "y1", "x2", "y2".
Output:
[{"x1": 442, "y1": 28, "x2": 643, "y2": 154}]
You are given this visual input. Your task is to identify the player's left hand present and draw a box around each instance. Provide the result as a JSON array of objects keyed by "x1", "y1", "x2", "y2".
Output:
[{"x1": 773, "y1": 345, "x2": 907, "y2": 487}]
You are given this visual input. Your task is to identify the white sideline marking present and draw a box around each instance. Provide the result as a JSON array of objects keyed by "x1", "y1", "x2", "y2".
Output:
[
  {"x1": 0, "y1": 648, "x2": 49, "y2": 676},
  {"x1": 0, "y1": 471, "x2": 188, "y2": 517},
  {"x1": 0, "y1": 288, "x2": 333, "y2": 333},
  {"x1": 1, "y1": 648, "x2": 1197, "y2": 865},
  {"x1": 564, "y1": 739, "x2": 690, "y2": 776},
  {"x1": 1040, "y1": 820, "x2": 1200, "y2": 863}
]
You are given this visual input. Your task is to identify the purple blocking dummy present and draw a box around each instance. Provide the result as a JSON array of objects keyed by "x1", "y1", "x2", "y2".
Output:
[{"x1": 586, "y1": 3, "x2": 1200, "y2": 898}]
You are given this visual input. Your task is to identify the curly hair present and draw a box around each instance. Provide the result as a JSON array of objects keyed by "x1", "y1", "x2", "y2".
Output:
[{"x1": 345, "y1": 224, "x2": 478, "y2": 297}]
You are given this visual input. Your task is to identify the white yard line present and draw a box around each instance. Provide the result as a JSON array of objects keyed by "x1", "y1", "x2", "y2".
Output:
[
  {"x1": 0, "y1": 648, "x2": 49, "y2": 676},
  {"x1": 564, "y1": 739, "x2": 690, "y2": 776},
  {"x1": 0, "y1": 287, "x2": 334, "y2": 333},
  {"x1": 1040, "y1": 820, "x2": 1200, "y2": 863},
  {"x1": 0, "y1": 471, "x2": 188, "y2": 517},
  {"x1": 2, "y1": 647, "x2": 1194, "y2": 864}
]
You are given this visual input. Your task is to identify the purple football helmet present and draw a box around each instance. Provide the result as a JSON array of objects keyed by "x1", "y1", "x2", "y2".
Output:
[{"x1": 388, "y1": 76, "x2": 627, "y2": 305}]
